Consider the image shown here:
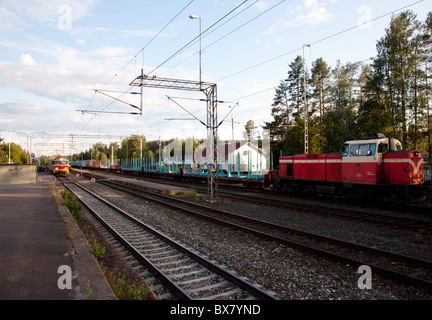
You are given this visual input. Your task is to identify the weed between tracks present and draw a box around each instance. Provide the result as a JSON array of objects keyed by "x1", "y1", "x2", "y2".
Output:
[{"x1": 60, "y1": 190, "x2": 155, "y2": 300}]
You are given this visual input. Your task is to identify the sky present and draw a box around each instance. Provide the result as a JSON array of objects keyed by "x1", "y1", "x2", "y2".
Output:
[{"x1": 0, "y1": 0, "x2": 430, "y2": 157}]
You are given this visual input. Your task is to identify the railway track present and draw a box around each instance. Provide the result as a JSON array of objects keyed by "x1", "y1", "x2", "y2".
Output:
[
  {"x1": 61, "y1": 177, "x2": 277, "y2": 301},
  {"x1": 93, "y1": 177, "x2": 432, "y2": 293},
  {"x1": 75, "y1": 169, "x2": 432, "y2": 233},
  {"x1": 216, "y1": 189, "x2": 432, "y2": 233}
]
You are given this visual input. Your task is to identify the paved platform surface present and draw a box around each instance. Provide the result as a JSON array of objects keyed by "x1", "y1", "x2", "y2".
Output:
[{"x1": 0, "y1": 171, "x2": 116, "y2": 300}]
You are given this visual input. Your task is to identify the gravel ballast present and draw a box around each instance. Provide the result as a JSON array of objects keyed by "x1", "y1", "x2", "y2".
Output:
[{"x1": 77, "y1": 176, "x2": 432, "y2": 300}]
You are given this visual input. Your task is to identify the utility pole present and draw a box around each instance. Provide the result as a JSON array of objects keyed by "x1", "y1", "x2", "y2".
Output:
[
  {"x1": 303, "y1": 44, "x2": 310, "y2": 154},
  {"x1": 140, "y1": 69, "x2": 144, "y2": 116},
  {"x1": 111, "y1": 144, "x2": 114, "y2": 165}
]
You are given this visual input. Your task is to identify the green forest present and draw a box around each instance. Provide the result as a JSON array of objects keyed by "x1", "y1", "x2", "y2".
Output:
[
  {"x1": 264, "y1": 10, "x2": 432, "y2": 164},
  {"x1": 0, "y1": 140, "x2": 28, "y2": 164},
  {"x1": 70, "y1": 135, "x2": 204, "y2": 163}
]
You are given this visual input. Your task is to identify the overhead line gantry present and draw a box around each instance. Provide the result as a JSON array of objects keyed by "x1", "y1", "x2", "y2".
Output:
[{"x1": 129, "y1": 71, "x2": 219, "y2": 202}]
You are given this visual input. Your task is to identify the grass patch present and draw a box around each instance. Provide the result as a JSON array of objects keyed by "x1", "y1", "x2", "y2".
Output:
[
  {"x1": 60, "y1": 190, "x2": 83, "y2": 223},
  {"x1": 184, "y1": 188, "x2": 198, "y2": 200},
  {"x1": 165, "y1": 189, "x2": 176, "y2": 196},
  {"x1": 106, "y1": 272, "x2": 150, "y2": 300},
  {"x1": 60, "y1": 189, "x2": 153, "y2": 300},
  {"x1": 168, "y1": 188, "x2": 200, "y2": 200}
]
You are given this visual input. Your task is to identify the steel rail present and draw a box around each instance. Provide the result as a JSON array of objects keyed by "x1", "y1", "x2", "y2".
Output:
[{"x1": 62, "y1": 180, "x2": 192, "y2": 300}]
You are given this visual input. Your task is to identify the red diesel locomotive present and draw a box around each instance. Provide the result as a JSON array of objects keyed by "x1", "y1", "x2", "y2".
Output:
[{"x1": 270, "y1": 134, "x2": 425, "y2": 202}]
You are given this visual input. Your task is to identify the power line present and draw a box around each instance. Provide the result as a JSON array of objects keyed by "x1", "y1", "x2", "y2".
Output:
[
  {"x1": 100, "y1": 0, "x2": 195, "y2": 90},
  {"x1": 147, "y1": 0, "x2": 250, "y2": 76},
  {"x1": 216, "y1": 0, "x2": 425, "y2": 116},
  {"x1": 227, "y1": 86, "x2": 277, "y2": 103},
  {"x1": 217, "y1": 0, "x2": 425, "y2": 82},
  {"x1": 159, "y1": 0, "x2": 286, "y2": 77},
  {"x1": 78, "y1": 1, "x2": 195, "y2": 133}
]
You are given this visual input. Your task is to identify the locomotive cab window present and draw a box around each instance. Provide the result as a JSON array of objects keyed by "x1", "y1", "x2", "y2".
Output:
[
  {"x1": 342, "y1": 144, "x2": 349, "y2": 157},
  {"x1": 395, "y1": 142, "x2": 402, "y2": 151},
  {"x1": 348, "y1": 143, "x2": 376, "y2": 157},
  {"x1": 368, "y1": 143, "x2": 376, "y2": 156},
  {"x1": 359, "y1": 144, "x2": 369, "y2": 156},
  {"x1": 349, "y1": 144, "x2": 359, "y2": 156},
  {"x1": 378, "y1": 143, "x2": 388, "y2": 153},
  {"x1": 53, "y1": 160, "x2": 68, "y2": 165}
]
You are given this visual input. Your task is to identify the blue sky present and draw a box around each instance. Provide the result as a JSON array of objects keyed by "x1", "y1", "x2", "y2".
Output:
[{"x1": 0, "y1": 0, "x2": 430, "y2": 156}]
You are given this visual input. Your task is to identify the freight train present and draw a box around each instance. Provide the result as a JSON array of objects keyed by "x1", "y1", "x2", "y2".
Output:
[
  {"x1": 47, "y1": 155, "x2": 70, "y2": 177},
  {"x1": 71, "y1": 134, "x2": 429, "y2": 204}
]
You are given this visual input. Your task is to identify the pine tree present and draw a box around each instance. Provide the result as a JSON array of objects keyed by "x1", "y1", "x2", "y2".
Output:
[
  {"x1": 375, "y1": 11, "x2": 422, "y2": 148},
  {"x1": 322, "y1": 60, "x2": 360, "y2": 151},
  {"x1": 263, "y1": 79, "x2": 290, "y2": 141},
  {"x1": 310, "y1": 57, "x2": 331, "y2": 127}
]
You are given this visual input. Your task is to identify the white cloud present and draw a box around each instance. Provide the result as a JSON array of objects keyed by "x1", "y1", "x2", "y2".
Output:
[
  {"x1": 292, "y1": 0, "x2": 333, "y2": 26},
  {"x1": 1, "y1": 0, "x2": 99, "y2": 25},
  {"x1": 0, "y1": 35, "x2": 203, "y2": 143},
  {"x1": 0, "y1": 7, "x2": 22, "y2": 32},
  {"x1": 19, "y1": 54, "x2": 36, "y2": 65},
  {"x1": 88, "y1": 46, "x2": 133, "y2": 58},
  {"x1": 0, "y1": 40, "x2": 135, "y2": 105},
  {"x1": 69, "y1": 26, "x2": 160, "y2": 39},
  {"x1": 254, "y1": 1, "x2": 267, "y2": 11},
  {"x1": 265, "y1": 0, "x2": 333, "y2": 34}
]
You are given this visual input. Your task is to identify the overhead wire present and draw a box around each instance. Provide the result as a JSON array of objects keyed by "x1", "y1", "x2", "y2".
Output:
[
  {"x1": 217, "y1": 0, "x2": 425, "y2": 107},
  {"x1": 157, "y1": 0, "x2": 261, "y2": 76},
  {"x1": 80, "y1": 0, "x2": 249, "y2": 133},
  {"x1": 159, "y1": 0, "x2": 287, "y2": 77},
  {"x1": 213, "y1": 0, "x2": 426, "y2": 133},
  {"x1": 100, "y1": 0, "x2": 195, "y2": 90},
  {"x1": 146, "y1": 0, "x2": 250, "y2": 76},
  {"x1": 79, "y1": 0, "x2": 195, "y2": 133},
  {"x1": 217, "y1": 0, "x2": 425, "y2": 82}
]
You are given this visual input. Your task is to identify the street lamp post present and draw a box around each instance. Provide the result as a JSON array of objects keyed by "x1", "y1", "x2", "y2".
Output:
[
  {"x1": 189, "y1": 14, "x2": 202, "y2": 90},
  {"x1": 11, "y1": 131, "x2": 46, "y2": 164}
]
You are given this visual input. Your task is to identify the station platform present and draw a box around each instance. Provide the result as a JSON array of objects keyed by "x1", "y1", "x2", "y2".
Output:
[{"x1": 0, "y1": 171, "x2": 116, "y2": 300}]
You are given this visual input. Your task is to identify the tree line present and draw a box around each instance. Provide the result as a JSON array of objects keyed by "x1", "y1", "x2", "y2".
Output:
[
  {"x1": 0, "y1": 140, "x2": 28, "y2": 164},
  {"x1": 263, "y1": 10, "x2": 432, "y2": 164}
]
